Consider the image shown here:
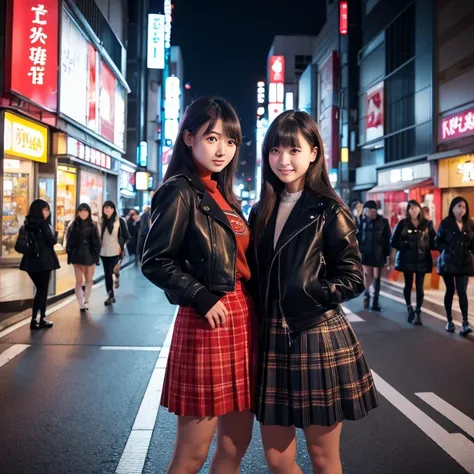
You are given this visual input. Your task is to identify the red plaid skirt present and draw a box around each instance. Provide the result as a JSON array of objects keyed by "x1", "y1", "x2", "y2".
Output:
[{"x1": 161, "y1": 281, "x2": 258, "y2": 418}]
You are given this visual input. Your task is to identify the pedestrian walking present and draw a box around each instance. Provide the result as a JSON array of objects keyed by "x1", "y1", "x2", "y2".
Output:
[
  {"x1": 17, "y1": 199, "x2": 60, "y2": 330},
  {"x1": 66, "y1": 203, "x2": 101, "y2": 312},
  {"x1": 137, "y1": 206, "x2": 151, "y2": 265},
  {"x1": 435, "y1": 196, "x2": 474, "y2": 336},
  {"x1": 126, "y1": 209, "x2": 140, "y2": 262},
  {"x1": 99, "y1": 201, "x2": 130, "y2": 306},
  {"x1": 357, "y1": 200, "x2": 391, "y2": 311},
  {"x1": 142, "y1": 96, "x2": 257, "y2": 474},
  {"x1": 248, "y1": 110, "x2": 378, "y2": 474},
  {"x1": 390, "y1": 200, "x2": 436, "y2": 325}
]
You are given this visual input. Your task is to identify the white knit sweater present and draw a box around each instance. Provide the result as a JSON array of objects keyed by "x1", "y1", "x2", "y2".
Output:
[{"x1": 274, "y1": 189, "x2": 304, "y2": 248}]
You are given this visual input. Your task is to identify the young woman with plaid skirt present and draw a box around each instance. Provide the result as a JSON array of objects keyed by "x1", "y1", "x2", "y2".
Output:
[
  {"x1": 248, "y1": 110, "x2": 379, "y2": 474},
  {"x1": 142, "y1": 97, "x2": 257, "y2": 474}
]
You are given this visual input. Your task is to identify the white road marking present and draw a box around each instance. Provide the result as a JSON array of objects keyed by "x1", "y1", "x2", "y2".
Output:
[
  {"x1": 341, "y1": 306, "x2": 365, "y2": 322},
  {"x1": 379, "y1": 290, "x2": 462, "y2": 327},
  {"x1": 100, "y1": 346, "x2": 162, "y2": 352},
  {"x1": 0, "y1": 344, "x2": 30, "y2": 368},
  {"x1": 372, "y1": 371, "x2": 474, "y2": 473},
  {"x1": 416, "y1": 392, "x2": 474, "y2": 440},
  {"x1": 115, "y1": 308, "x2": 177, "y2": 474}
]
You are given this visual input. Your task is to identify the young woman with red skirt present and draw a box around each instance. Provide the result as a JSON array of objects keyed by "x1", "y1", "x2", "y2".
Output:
[{"x1": 142, "y1": 96, "x2": 257, "y2": 474}]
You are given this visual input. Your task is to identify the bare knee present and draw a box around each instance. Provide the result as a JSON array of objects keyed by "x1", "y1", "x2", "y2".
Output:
[
  {"x1": 309, "y1": 452, "x2": 342, "y2": 474},
  {"x1": 168, "y1": 446, "x2": 209, "y2": 474},
  {"x1": 265, "y1": 450, "x2": 298, "y2": 474},
  {"x1": 217, "y1": 430, "x2": 252, "y2": 461}
]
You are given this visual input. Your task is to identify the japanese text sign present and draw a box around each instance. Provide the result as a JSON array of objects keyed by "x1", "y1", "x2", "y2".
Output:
[
  {"x1": 10, "y1": 0, "x2": 59, "y2": 111},
  {"x1": 439, "y1": 106, "x2": 474, "y2": 144}
]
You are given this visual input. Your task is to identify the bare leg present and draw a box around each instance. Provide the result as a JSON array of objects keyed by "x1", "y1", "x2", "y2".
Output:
[
  {"x1": 304, "y1": 423, "x2": 343, "y2": 474},
  {"x1": 260, "y1": 424, "x2": 302, "y2": 474},
  {"x1": 210, "y1": 410, "x2": 254, "y2": 474},
  {"x1": 73, "y1": 264, "x2": 85, "y2": 308},
  {"x1": 167, "y1": 415, "x2": 217, "y2": 474},
  {"x1": 362, "y1": 265, "x2": 374, "y2": 292},
  {"x1": 84, "y1": 265, "x2": 95, "y2": 306}
]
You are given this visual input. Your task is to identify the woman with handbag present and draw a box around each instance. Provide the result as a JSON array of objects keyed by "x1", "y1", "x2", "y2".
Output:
[
  {"x1": 66, "y1": 203, "x2": 101, "y2": 312},
  {"x1": 99, "y1": 201, "x2": 130, "y2": 305},
  {"x1": 18, "y1": 199, "x2": 60, "y2": 330}
]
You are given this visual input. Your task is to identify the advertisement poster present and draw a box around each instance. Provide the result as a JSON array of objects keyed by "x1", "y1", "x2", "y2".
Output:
[
  {"x1": 60, "y1": 10, "x2": 88, "y2": 125},
  {"x1": 269, "y1": 56, "x2": 285, "y2": 83},
  {"x1": 88, "y1": 43, "x2": 98, "y2": 132},
  {"x1": 115, "y1": 86, "x2": 126, "y2": 150},
  {"x1": 10, "y1": 0, "x2": 59, "y2": 111},
  {"x1": 100, "y1": 62, "x2": 116, "y2": 143},
  {"x1": 366, "y1": 82, "x2": 384, "y2": 142}
]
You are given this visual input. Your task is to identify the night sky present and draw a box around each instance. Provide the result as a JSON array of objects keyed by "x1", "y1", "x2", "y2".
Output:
[{"x1": 172, "y1": 0, "x2": 326, "y2": 178}]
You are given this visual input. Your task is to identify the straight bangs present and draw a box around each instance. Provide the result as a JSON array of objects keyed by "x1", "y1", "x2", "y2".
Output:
[
  {"x1": 266, "y1": 116, "x2": 301, "y2": 151},
  {"x1": 203, "y1": 105, "x2": 242, "y2": 146}
]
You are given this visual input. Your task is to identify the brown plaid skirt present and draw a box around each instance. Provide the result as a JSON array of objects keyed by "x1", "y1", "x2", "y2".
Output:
[
  {"x1": 255, "y1": 305, "x2": 379, "y2": 428},
  {"x1": 161, "y1": 281, "x2": 258, "y2": 418}
]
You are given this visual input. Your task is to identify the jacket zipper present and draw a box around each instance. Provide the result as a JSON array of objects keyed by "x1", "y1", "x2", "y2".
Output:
[{"x1": 264, "y1": 217, "x2": 321, "y2": 347}]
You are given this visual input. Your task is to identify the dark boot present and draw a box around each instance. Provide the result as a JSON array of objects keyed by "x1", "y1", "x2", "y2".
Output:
[
  {"x1": 407, "y1": 306, "x2": 415, "y2": 324},
  {"x1": 38, "y1": 318, "x2": 53, "y2": 328},
  {"x1": 445, "y1": 321, "x2": 455, "y2": 333},
  {"x1": 30, "y1": 318, "x2": 40, "y2": 330},
  {"x1": 372, "y1": 277, "x2": 382, "y2": 311},
  {"x1": 371, "y1": 299, "x2": 383, "y2": 312},
  {"x1": 363, "y1": 292, "x2": 370, "y2": 309},
  {"x1": 413, "y1": 310, "x2": 423, "y2": 326},
  {"x1": 104, "y1": 291, "x2": 116, "y2": 306},
  {"x1": 460, "y1": 320, "x2": 473, "y2": 337}
]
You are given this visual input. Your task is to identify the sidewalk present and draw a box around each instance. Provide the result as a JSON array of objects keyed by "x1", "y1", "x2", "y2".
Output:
[{"x1": 0, "y1": 253, "x2": 134, "y2": 315}]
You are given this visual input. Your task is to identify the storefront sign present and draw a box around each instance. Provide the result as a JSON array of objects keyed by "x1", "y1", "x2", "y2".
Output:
[
  {"x1": 438, "y1": 155, "x2": 474, "y2": 188},
  {"x1": 67, "y1": 136, "x2": 112, "y2": 170},
  {"x1": 4, "y1": 112, "x2": 48, "y2": 163},
  {"x1": 147, "y1": 14, "x2": 165, "y2": 69},
  {"x1": 366, "y1": 82, "x2": 384, "y2": 142},
  {"x1": 10, "y1": 0, "x2": 59, "y2": 111},
  {"x1": 438, "y1": 106, "x2": 474, "y2": 144},
  {"x1": 268, "y1": 103, "x2": 284, "y2": 124},
  {"x1": 164, "y1": 0, "x2": 172, "y2": 49},
  {"x1": 164, "y1": 76, "x2": 180, "y2": 145},
  {"x1": 257, "y1": 81, "x2": 265, "y2": 104},
  {"x1": 60, "y1": 10, "x2": 88, "y2": 125},
  {"x1": 100, "y1": 62, "x2": 116, "y2": 143},
  {"x1": 269, "y1": 56, "x2": 285, "y2": 83},
  {"x1": 379, "y1": 163, "x2": 431, "y2": 186},
  {"x1": 339, "y1": 1, "x2": 348, "y2": 35},
  {"x1": 115, "y1": 86, "x2": 126, "y2": 150},
  {"x1": 136, "y1": 171, "x2": 150, "y2": 191}
]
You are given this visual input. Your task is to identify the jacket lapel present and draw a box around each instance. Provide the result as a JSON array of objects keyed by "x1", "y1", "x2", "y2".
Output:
[{"x1": 199, "y1": 191, "x2": 233, "y2": 232}]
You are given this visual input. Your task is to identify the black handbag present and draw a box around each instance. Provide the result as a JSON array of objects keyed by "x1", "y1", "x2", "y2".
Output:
[{"x1": 15, "y1": 225, "x2": 39, "y2": 256}]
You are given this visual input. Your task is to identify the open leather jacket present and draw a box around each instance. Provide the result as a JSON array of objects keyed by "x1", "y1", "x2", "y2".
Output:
[
  {"x1": 248, "y1": 189, "x2": 364, "y2": 334},
  {"x1": 141, "y1": 163, "x2": 246, "y2": 317}
]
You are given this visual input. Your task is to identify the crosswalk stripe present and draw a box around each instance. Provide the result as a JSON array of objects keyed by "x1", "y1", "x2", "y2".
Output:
[
  {"x1": 0, "y1": 344, "x2": 30, "y2": 369},
  {"x1": 342, "y1": 306, "x2": 365, "y2": 322},
  {"x1": 416, "y1": 392, "x2": 474, "y2": 440},
  {"x1": 372, "y1": 371, "x2": 474, "y2": 473}
]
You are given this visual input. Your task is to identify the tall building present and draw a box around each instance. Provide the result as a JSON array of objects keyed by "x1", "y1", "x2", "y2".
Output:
[
  {"x1": 429, "y1": 0, "x2": 474, "y2": 219},
  {"x1": 0, "y1": 0, "x2": 130, "y2": 266},
  {"x1": 357, "y1": 0, "x2": 436, "y2": 228}
]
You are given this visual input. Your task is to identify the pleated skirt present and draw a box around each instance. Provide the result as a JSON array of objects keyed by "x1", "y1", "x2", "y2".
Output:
[
  {"x1": 161, "y1": 281, "x2": 258, "y2": 418},
  {"x1": 255, "y1": 306, "x2": 379, "y2": 429}
]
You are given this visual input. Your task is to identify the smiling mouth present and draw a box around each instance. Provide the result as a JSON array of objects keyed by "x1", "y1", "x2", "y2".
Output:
[
  {"x1": 212, "y1": 160, "x2": 226, "y2": 165},
  {"x1": 278, "y1": 169, "x2": 294, "y2": 174}
]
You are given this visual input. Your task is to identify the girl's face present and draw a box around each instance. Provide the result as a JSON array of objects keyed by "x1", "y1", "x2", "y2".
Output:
[
  {"x1": 184, "y1": 119, "x2": 237, "y2": 174},
  {"x1": 104, "y1": 206, "x2": 115, "y2": 217},
  {"x1": 42, "y1": 206, "x2": 50, "y2": 220},
  {"x1": 408, "y1": 205, "x2": 421, "y2": 220},
  {"x1": 78, "y1": 208, "x2": 90, "y2": 220},
  {"x1": 268, "y1": 132, "x2": 317, "y2": 193},
  {"x1": 453, "y1": 201, "x2": 466, "y2": 221}
]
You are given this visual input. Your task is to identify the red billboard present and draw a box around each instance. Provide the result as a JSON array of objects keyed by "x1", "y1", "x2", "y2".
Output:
[
  {"x1": 339, "y1": 1, "x2": 348, "y2": 35},
  {"x1": 438, "y1": 106, "x2": 474, "y2": 144},
  {"x1": 269, "y1": 56, "x2": 285, "y2": 83},
  {"x1": 8, "y1": 0, "x2": 59, "y2": 111},
  {"x1": 365, "y1": 82, "x2": 384, "y2": 142},
  {"x1": 100, "y1": 61, "x2": 116, "y2": 143},
  {"x1": 88, "y1": 43, "x2": 98, "y2": 130}
]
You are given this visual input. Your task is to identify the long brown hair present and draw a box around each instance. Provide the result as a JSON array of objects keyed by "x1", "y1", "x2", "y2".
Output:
[
  {"x1": 253, "y1": 110, "x2": 348, "y2": 242},
  {"x1": 406, "y1": 199, "x2": 426, "y2": 225},
  {"x1": 163, "y1": 96, "x2": 242, "y2": 210}
]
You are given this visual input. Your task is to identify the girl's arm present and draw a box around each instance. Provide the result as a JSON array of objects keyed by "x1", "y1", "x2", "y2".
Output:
[
  {"x1": 390, "y1": 221, "x2": 406, "y2": 250},
  {"x1": 141, "y1": 181, "x2": 220, "y2": 316},
  {"x1": 435, "y1": 220, "x2": 450, "y2": 251},
  {"x1": 307, "y1": 206, "x2": 364, "y2": 305}
]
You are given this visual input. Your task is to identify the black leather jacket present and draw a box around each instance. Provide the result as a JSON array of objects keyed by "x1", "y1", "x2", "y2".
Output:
[
  {"x1": 248, "y1": 189, "x2": 364, "y2": 334},
  {"x1": 390, "y1": 218, "x2": 435, "y2": 273},
  {"x1": 357, "y1": 215, "x2": 391, "y2": 267},
  {"x1": 141, "y1": 166, "x2": 247, "y2": 317},
  {"x1": 435, "y1": 217, "x2": 474, "y2": 276}
]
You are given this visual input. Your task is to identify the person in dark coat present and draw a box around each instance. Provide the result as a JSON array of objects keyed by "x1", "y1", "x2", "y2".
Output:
[
  {"x1": 126, "y1": 209, "x2": 140, "y2": 261},
  {"x1": 137, "y1": 206, "x2": 151, "y2": 265},
  {"x1": 357, "y1": 200, "x2": 391, "y2": 311},
  {"x1": 66, "y1": 203, "x2": 101, "y2": 312},
  {"x1": 435, "y1": 196, "x2": 474, "y2": 336},
  {"x1": 19, "y1": 199, "x2": 60, "y2": 330},
  {"x1": 390, "y1": 200, "x2": 436, "y2": 325}
]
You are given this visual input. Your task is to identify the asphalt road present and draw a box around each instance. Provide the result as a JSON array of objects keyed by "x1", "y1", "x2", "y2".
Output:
[{"x1": 0, "y1": 267, "x2": 473, "y2": 474}]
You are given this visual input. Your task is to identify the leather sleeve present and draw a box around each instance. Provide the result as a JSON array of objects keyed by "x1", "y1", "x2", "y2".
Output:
[
  {"x1": 310, "y1": 206, "x2": 364, "y2": 305},
  {"x1": 141, "y1": 181, "x2": 208, "y2": 309}
]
